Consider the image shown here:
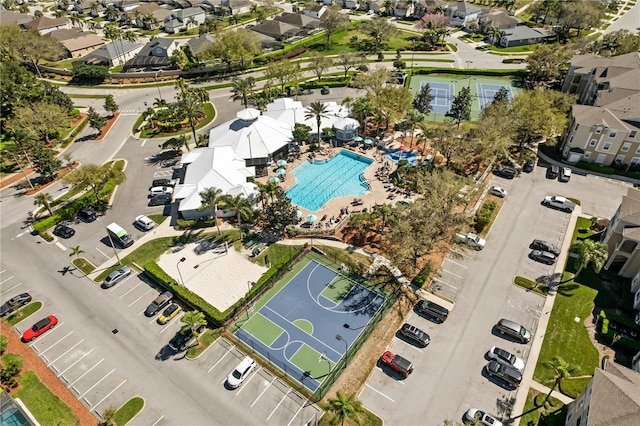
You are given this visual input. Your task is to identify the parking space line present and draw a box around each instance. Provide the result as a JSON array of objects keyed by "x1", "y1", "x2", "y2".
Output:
[
  {"x1": 95, "y1": 247, "x2": 110, "y2": 259},
  {"x1": 28, "y1": 322, "x2": 66, "y2": 349},
  {"x1": 251, "y1": 376, "x2": 276, "y2": 407},
  {"x1": 286, "y1": 396, "x2": 310, "y2": 426},
  {"x1": 439, "y1": 268, "x2": 464, "y2": 279},
  {"x1": 159, "y1": 313, "x2": 184, "y2": 334},
  {"x1": 449, "y1": 249, "x2": 473, "y2": 259},
  {"x1": 38, "y1": 331, "x2": 74, "y2": 355},
  {"x1": 266, "y1": 389, "x2": 291, "y2": 421},
  {"x1": 443, "y1": 258, "x2": 468, "y2": 269},
  {"x1": 92, "y1": 379, "x2": 128, "y2": 410},
  {"x1": 151, "y1": 416, "x2": 165, "y2": 426},
  {"x1": 48, "y1": 339, "x2": 84, "y2": 366},
  {"x1": 364, "y1": 383, "x2": 395, "y2": 402},
  {"x1": 79, "y1": 369, "x2": 115, "y2": 398},
  {"x1": 1, "y1": 275, "x2": 14, "y2": 285},
  {"x1": 207, "y1": 345, "x2": 235, "y2": 373},
  {"x1": 431, "y1": 277, "x2": 457, "y2": 289},
  {"x1": 57, "y1": 349, "x2": 94, "y2": 377},
  {"x1": 235, "y1": 367, "x2": 260, "y2": 395},
  {"x1": 109, "y1": 276, "x2": 135, "y2": 292},
  {"x1": 0, "y1": 282, "x2": 22, "y2": 296},
  {"x1": 119, "y1": 282, "x2": 142, "y2": 299},
  {"x1": 56, "y1": 242, "x2": 67, "y2": 251},
  {"x1": 129, "y1": 288, "x2": 153, "y2": 307},
  {"x1": 68, "y1": 359, "x2": 104, "y2": 387}
]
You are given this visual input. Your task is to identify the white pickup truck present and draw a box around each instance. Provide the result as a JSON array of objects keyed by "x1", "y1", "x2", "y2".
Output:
[
  {"x1": 456, "y1": 232, "x2": 486, "y2": 250},
  {"x1": 542, "y1": 195, "x2": 576, "y2": 213}
]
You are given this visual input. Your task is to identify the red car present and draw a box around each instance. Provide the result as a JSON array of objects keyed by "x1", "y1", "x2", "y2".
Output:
[
  {"x1": 380, "y1": 350, "x2": 413, "y2": 377},
  {"x1": 22, "y1": 315, "x2": 58, "y2": 342}
]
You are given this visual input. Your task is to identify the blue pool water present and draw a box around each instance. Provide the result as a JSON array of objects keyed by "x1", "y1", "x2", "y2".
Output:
[{"x1": 286, "y1": 151, "x2": 372, "y2": 211}]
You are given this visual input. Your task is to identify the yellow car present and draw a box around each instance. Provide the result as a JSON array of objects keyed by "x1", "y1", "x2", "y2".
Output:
[{"x1": 157, "y1": 303, "x2": 181, "y2": 325}]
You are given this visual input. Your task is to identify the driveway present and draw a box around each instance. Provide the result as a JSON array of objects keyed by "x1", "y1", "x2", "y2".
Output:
[{"x1": 359, "y1": 164, "x2": 631, "y2": 425}]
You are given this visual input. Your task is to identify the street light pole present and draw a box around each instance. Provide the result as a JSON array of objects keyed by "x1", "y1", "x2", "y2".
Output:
[
  {"x1": 411, "y1": 39, "x2": 416, "y2": 75},
  {"x1": 96, "y1": 217, "x2": 121, "y2": 265},
  {"x1": 155, "y1": 70, "x2": 163, "y2": 101},
  {"x1": 335, "y1": 334, "x2": 348, "y2": 354},
  {"x1": 177, "y1": 257, "x2": 186, "y2": 286}
]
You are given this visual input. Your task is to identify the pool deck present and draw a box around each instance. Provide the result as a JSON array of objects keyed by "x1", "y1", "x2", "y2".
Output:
[{"x1": 258, "y1": 137, "x2": 422, "y2": 226}]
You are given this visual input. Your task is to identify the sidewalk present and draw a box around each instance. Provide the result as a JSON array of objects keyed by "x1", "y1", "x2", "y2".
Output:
[
  {"x1": 529, "y1": 381, "x2": 574, "y2": 405},
  {"x1": 509, "y1": 205, "x2": 581, "y2": 423}
]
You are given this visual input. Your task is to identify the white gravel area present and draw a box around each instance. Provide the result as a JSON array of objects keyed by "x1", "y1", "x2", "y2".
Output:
[{"x1": 157, "y1": 241, "x2": 267, "y2": 311}]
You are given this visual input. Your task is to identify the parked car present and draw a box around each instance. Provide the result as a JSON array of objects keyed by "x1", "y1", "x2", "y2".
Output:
[
  {"x1": 493, "y1": 165, "x2": 517, "y2": 179},
  {"x1": 522, "y1": 159, "x2": 535, "y2": 173},
  {"x1": 101, "y1": 266, "x2": 132, "y2": 289},
  {"x1": 0, "y1": 293, "x2": 32, "y2": 317},
  {"x1": 145, "y1": 291, "x2": 173, "y2": 317},
  {"x1": 559, "y1": 167, "x2": 572, "y2": 182},
  {"x1": 399, "y1": 323, "x2": 430, "y2": 347},
  {"x1": 151, "y1": 178, "x2": 176, "y2": 188},
  {"x1": 22, "y1": 315, "x2": 58, "y2": 342},
  {"x1": 530, "y1": 250, "x2": 556, "y2": 265},
  {"x1": 488, "y1": 185, "x2": 507, "y2": 198},
  {"x1": 456, "y1": 232, "x2": 486, "y2": 250},
  {"x1": 78, "y1": 206, "x2": 98, "y2": 222},
  {"x1": 380, "y1": 351, "x2": 413, "y2": 378},
  {"x1": 157, "y1": 303, "x2": 181, "y2": 325},
  {"x1": 415, "y1": 300, "x2": 449, "y2": 322},
  {"x1": 542, "y1": 195, "x2": 575, "y2": 213},
  {"x1": 320, "y1": 86, "x2": 330, "y2": 95},
  {"x1": 487, "y1": 346, "x2": 525, "y2": 371},
  {"x1": 530, "y1": 239, "x2": 560, "y2": 256},
  {"x1": 168, "y1": 324, "x2": 205, "y2": 351},
  {"x1": 226, "y1": 356, "x2": 257, "y2": 389},
  {"x1": 149, "y1": 194, "x2": 172, "y2": 206},
  {"x1": 495, "y1": 319, "x2": 531, "y2": 343},
  {"x1": 464, "y1": 408, "x2": 503, "y2": 426},
  {"x1": 148, "y1": 186, "x2": 173, "y2": 197},
  {"x1": 546, "y1": 165, "x2": 560, "y2": 179},
  {"x1": 485, "y1": 360, "x2": 522, "y2": 387},
  {"x1": 53, "y1": 224, "x2": 75, "y2": 239},
  {"x1": 134, "y1": 215, "x2": 156, "y2": 231}
]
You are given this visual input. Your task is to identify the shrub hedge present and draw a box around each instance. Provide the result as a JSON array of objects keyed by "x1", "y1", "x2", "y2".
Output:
[
  {"x1": 413, "y1": 68, "x2": 525, "y2": 77},
  {"x1": 474, "y1": 200, "x2": 497, "y2": 233},
  {"x1": 411, "y1": 261, "x2": 432, "y2": 287},
  {"x1": 576, "y1": 161, "x2": 615, "y2": 174}
]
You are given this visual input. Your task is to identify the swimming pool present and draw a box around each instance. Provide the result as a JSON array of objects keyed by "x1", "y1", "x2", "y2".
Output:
[{"x1": 286, "y1": 150, "x2": 372, "y2": 211}]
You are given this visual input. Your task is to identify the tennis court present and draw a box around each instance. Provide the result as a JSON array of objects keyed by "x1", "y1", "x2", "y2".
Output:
[
  {"x1": 409, "y1": 74, "x2": 523, "y2": 122},
  {"x1": 233, "y1": 254, "x2": 386, "y2": 393}
]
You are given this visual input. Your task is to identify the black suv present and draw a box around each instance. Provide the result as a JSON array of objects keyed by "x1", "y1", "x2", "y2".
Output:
[
  {"x1": 415, "y1": 300, "x2": 449, "y2": 323},
  {"x1": 485, "y1": 360, "x2": 522, "y2": 387},
  {"x1": 151, "y1": 178, "x2": 175, "y2": 188},
  {"x1": 399, "y1": 323, "x2": 430, "y2": 347},
  {"x1": 0, "y1": 293, "x2": 32, "y2": 317},
  {"x1": 149, "y1": 194, "x2": 172, "y2": 206},
  {"x1": 530, "y1": 239, "x2": 560, "y2": 256},
  {"x1": 523, "y1": 159, "x2": 535, "y2": 173},
  {"x1": 53, "y1": 224, "x2": 75, "y2": 238},
  {"x1": 493, "y1": 165, "x2": 517, "y2": 179},
  {"x1": 546, "y1": 165, "x2": 560, "y2": 179},
  {"x1": 169, "y1": 325, "x2": 206, "y2": 351},
  {"x1": 78, "y1": 206, "x2": 97, "y2": 222}
]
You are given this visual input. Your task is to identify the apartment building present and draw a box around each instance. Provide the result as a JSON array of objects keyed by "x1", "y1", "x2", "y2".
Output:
[{"x1": 559, "y1": 52, "x2": 640, "y2": 168}]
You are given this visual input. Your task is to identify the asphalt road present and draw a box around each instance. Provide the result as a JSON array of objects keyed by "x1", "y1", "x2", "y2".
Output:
[{"x1": 358, "y1": 163, "x2": 631, "y2": 426}]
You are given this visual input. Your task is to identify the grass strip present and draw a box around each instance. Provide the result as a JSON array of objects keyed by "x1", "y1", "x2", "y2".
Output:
[
  {"x1": 186, "y1": 328, "x2": 221, "y2": 358},
  {"x1": 15, "y1": 370, "x2": 79, "y2": 425},
  {"x1": 72, "y1": 257, "x2": 96, "y2": 275},
  {"x1": 113, "y1": 396, "x2": 145, "y2": 425},
  {"x1": 5, "y1": 302, "x2": 43, "y2": 326}
]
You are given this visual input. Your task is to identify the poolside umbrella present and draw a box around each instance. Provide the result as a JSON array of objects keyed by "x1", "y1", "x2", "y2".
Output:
[
  {"x1": 268, "y1": 177, "x2": 280, "y2": 184},
  {"x1": 306, "y1": 214, "x2": 317, "y2": 222},
  {"x1": 277, "y1": 159, "x2": 287, "y2": 167},
  {"x1": 364, "y1": 138, "x2": 373, "y2": 145},
  {"x1": 296, "y1": 210, "x2": 303, "y2": 218},
  {"x1": 354, "y1": 136, "x2": 363, "y2": 142},
  {"x1": 399, "y1": 145, "x2": 408, "y2": 150},
  {"x1": 276, "y1": 168, "x2": 286, "y2": 175}
]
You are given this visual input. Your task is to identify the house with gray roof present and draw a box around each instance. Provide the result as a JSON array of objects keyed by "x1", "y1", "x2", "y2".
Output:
[
  {"x1": 250, "y1": 20, "x2": 301, "y2": 41},
  {"x1": 303, "y1": 4, "x2": 326, "y2": 19},
  {"x1": 559, "y1": 52, "x2": 640, "y2": 168},
  {"x1": 164, "y1": 6, "x2": 206, "y2": 33},
  {"x1": 124, "y1": 3, "x2": 171, "y2": 28},
  {"x1": 273, "y1": 12, "x2": 321, "y2": 32},
  {"x1": 413, "y1": 0, "x2": 448, "y2": 17},
  {"x1": 478, "y1": 9, "x2": 519, "y2": 31},
  {"x1": 498, "y1": 26, "x2": 555, "y2": 47},
  {"x1": 565, "y1": 362, "x2": 640, "y2": 425},
  {"x1": 74, "y1": 0, "x2": 102, "y2": 17},
  {"x1": 186, "y1": 33, "x2": 216, "y2": 58},
  {"x1": 250, "y1": 31, "x2": 282, "y2": 51},
  {"x1": 80, "y1": 40, "x2": 143, "y2": 67},
  {"x1": 448, "y1": 1, "x2": 485, "y2": 27},
  {"x1": 123, "y1": 38, "x2": 179, "y2": 70}
]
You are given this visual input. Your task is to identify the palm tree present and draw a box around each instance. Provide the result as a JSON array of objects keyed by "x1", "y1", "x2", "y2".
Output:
[
  {"x1": 230, "y1": 77, "x2": 256, "y2": 108},
  {"x1": 486, "y1": 26, "x2": 502, "y2": 45},
  {"x1": 198, "y1": 187, "x2": 223, "y2": 235},
  {"x1": 327, "y1": 392, "x2": 364, "y2": 426},
  {"x1": 305, "y1": 102, "x2": 330, "y2": 144},
  {"x1": 187, "y1": 16, "x2": 197, "y2": 31},
  {"x1": 69, "y1": 245, "x2": 85, "y2": 259},
  {"x1": 372, "y1": 203, "x2": 394, "y2": 234},
  {"x1": 153, "y1": 97, "x2": 167, "y2": 108},
  {"x1": 404, "y1": 109, "x2": 424, "y2": 148},
  {"x1": 34, "y1": 192, "x2": 54, "y2": 216},
  {"x1": 100, "y1": 406, "x2": 117, "y2": 426},
  {"x1": 174, "y1": 77, "x2": 189, "y2": 94},
  {"x1": 228, "y1": 14, "x2": 240, "y2": 26},
  {"x1": 180, "y1": 310, "x2": 207, "y2": 345},
  {"x1": 570, "y1": 239, "x2": 608, "y2": 277},
  {"x1": 383, "y1": 0, "x2": 395, "y2": 16},
  {"x1": 177, "y1": 94, "x2": 205, "y2": 145},
  {"x1": 219, "y1": 194, "x2": 253, "y2": 239},
  {"x1": 103, "y1": 24, "x2": 123, "y2": 64},
  {"x1": 104, "y1": 5, "x2": 119, "y2": 21},
  {"x1": 541, "y1": 357, "x2": 578, "y2": 406}
]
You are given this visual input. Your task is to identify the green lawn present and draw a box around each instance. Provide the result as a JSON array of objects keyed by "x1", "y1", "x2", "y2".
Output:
[
  {"x1": 186, "y1": 328, "x2": 221, "y2": 358},
  {"x1": 72, "y1": 257, "x2": 96, "y2": 275},
  {"x1": 139, "y1": 102, "x2": 216, "y2": 139},
  {"x1": 113, "y1": 396, "x2": 145, "y2": 426},
  {"x1": 15, "y1": 370, "x2": 79, "y2": 425},
  {"x1": 5, "y1": 302, "x2": 43, "y2": 326}
]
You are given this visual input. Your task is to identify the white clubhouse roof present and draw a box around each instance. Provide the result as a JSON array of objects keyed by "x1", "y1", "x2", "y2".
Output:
[
  {"x1": 263, "y1": 98, "x2": 351, "y2": 133},
  {"x1": 208, "y1": 108, "x2": 292, "y2": 159},
  {"x1": 174, "y1": 146, "x2": 257, "y2": 211}
]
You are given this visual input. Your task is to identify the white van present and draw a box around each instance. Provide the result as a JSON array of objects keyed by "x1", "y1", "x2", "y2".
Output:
[
  {"x1": 559, "y1": 167, "x2": 572, "y2": 182},
  {"x1": 106, "y1": 222, "x2": 134, "y2": 248}
]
